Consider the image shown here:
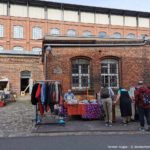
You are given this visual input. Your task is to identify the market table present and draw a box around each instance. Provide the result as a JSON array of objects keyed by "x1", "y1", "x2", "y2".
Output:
[{"x1": 66, "y1": 103, "x2": 101, "y2": 119}]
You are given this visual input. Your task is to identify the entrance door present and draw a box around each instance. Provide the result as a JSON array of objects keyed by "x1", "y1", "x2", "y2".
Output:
[{"x1": 20, "y1": 71, "x2": 31, "y2": 94}]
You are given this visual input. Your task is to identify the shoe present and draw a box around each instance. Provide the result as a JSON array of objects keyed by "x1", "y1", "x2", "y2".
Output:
[
  {"x1": 139, "y1": 127, "x2": 145, "y2": 132},
  {"x1": 109, "y1": 123, "x2": 112, "y2": 127}
]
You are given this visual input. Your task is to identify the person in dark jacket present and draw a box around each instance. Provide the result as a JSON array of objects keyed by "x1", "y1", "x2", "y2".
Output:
[
  {"x1": 114, "y1": 87, "x2": 132, "y2": 126},
  {"x1": 135, "y1": 81, "x2": 150, "y2": 131}
]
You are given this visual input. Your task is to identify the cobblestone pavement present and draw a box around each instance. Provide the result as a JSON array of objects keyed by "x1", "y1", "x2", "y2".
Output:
[
  {"x1": 0, "y1": 96, "x2": 35, "y2": 137},
  {"x1": 0, "y1": 96, "x2": 149, "y2": 138}
]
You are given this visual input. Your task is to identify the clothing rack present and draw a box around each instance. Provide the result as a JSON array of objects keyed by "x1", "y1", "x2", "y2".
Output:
[{"x1": 32, "y1": 80, "x2": 65, "y2": 126}]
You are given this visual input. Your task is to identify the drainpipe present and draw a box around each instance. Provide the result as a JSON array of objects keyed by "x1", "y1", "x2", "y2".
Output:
[{"x1": 43, "y1": 40, "x2": 148, "y2": 47}]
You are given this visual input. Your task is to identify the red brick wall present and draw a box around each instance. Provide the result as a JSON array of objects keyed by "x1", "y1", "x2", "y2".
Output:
[
  {"x1": 46, "y1": 45, "x2": 150, "y2": 93},
  {"x1": 0, "y1": 55, "x2": 44, "y2": 94}
]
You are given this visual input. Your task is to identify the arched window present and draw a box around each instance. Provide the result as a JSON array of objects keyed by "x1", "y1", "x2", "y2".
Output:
[
  {"x1": 0, "y1": 46, "x2": 4, "y2": 51},
  {"x1": 32, "y1": 47, "x2": 42, "y2": 53},
  {"x1": 101, "y1": 59, "x2": 119, "y2": 88},
  {"x1": 0, "y1": 24, "x2": 4, "y2": 38},
  {"x1": 32, "y1": 27, "x2": 42, "y2": 39},
  {"x1": 50, "y1": 28, "x2": 60, "y2": 36},
  {"x1": 72, "y1": 58, "x2": 90, "y2": 89},
  {"x1": 82, "y1": 31, "x2": 92, "y2": 37},
  {"x1": 126, "y1": 33, "x2": 136, "y2": 39},
  {"x1": 13, "y1": 26, "x2": 23, "y2": 39},
  {"x1": 113, "y1": 32, "x2": 121, "y2": 38},
  {"x1": 13, "y1": 46, "x2": 24, "y2": 51},
  {"x1": 67, "y1": 29, "x2": 76, "y2": 37},
  {"x1": 99, "y1": 32, "x2": 107, "y2": 38}
]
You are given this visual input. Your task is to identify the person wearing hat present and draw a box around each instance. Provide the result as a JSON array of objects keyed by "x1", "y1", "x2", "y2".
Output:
[{"x1": 135, "y1": 81, "x2": 150, "y2": 131}]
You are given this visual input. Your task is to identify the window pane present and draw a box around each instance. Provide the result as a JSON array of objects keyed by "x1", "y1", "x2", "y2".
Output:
[
  {"x1": 81, "y1": 76, "x2": 88, "y2": 87},
  {"x1": 83, "y1": 31, "x2": 92, "y2": 37},
  {"x1": 50, "y1": 28, "x2": 60, "y2": 35},
  {"x1": 0, "y1": 46, "x2": 4, "y2": 51},
  {"x1": 81, "y1": 64, "x2": 88, "y2": 74},
  {"x1": 72, "y1": 64, "x2": 79, "y2": 73},
  {"x1": 127, "y1": 33, "x2": 135, "y2": 39},
  {"x1": 99, "y1": 32, "x2": 107, "y2": 38},
  {"x1": 13, "y1": 46, "x2": 23, "y2": 51},
  {"x1": 0, "y1": 25, "x2": 4, "y2": 37},
  {"x1": 13, "y1": 26, "x2": 23, "y2": 38},
  {"x1": 32, "y1": 27, "x2": 42, "y2": 39},
  {"x1": 101, "y1": 63, "x2": 108, "y2": 74},
  {"x1": 113, "y1": 32, "x2": 121, "y2": 38},
  {"x1": 72, "y1": 76, "x2": 79, "y2": 87},
  {"x1": 67, "y1": 30, "x2": 76, "y2": 37},
  {"x1": 110, "y1": 64, "x2": 117, "y2": 74},
  {"x1": 110, "y1": 76, "x2": 118, "y2": 87},
  {"x1": 101, "y1": 75, "x2": 109, "y2": 87}
]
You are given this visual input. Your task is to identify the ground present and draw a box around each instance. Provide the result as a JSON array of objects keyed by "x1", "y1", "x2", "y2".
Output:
[{"x1": 0, "y1": 96, "x2": 149, "y2": 138}]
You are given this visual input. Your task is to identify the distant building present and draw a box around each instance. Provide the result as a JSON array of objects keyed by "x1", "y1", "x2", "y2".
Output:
[{"x1": 0, "y1": 0, "x2": 150, "y2": 94}]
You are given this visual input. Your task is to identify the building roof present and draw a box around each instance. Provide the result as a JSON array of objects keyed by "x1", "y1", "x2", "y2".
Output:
[{"x1": 1, "y1": 0, "x2": 150, "y2": 17}]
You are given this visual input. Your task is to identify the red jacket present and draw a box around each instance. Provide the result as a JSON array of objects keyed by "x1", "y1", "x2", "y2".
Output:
[{"x1": 135, "y1": 87, "x2": 150, "y2": 109}]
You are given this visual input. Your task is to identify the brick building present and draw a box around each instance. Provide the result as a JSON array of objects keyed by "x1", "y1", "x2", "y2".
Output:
[
  {"x1": 43, "y1": 36, "x2": 150, "y2": 94},
  {"x1": 0, "y1": 0, "x2": 150, "y2": 94}
]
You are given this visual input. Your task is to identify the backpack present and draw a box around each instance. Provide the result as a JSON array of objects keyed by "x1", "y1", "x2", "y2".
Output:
[
  {"x1": 101, "y1": 87, "x2": 110, "y2": 98},
  {"x1": 143, "y1": 93, "x2": 150, "y2": 105}
]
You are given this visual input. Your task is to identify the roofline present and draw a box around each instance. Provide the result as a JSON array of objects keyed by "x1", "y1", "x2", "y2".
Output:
[{"x1": 1, "y1": 0, "x2": 150, "y2": 17}]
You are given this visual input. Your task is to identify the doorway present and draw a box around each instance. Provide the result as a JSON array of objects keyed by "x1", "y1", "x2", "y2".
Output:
[{"x1": 20, "y1": 71, "x2": 31, "y2": 94}]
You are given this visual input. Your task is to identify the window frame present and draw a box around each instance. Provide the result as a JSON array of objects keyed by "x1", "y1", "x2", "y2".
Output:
[
  {"x1": 99, "y1": 32, "x2": 107, "y2": 38},
  {"x1": 50, "y1": 28, "x2": 60, "y2": 36},
  {"x1": 0, "y1": 45, "x2": 4, "y2": 51},
  {"x1": 0, "y1": 24, "x2": 4, "y2": 38},
  {"x1": 13, "y1": 25, "x2": 24, "y2": 39},
  {"x1": 126, "y1": 33, "x2": 136, "y2": 39},
  {"x1": 113, "y1": 32, "x2": 121, "y2": 38},
  {"x1": 100, "y1": 59, "x2": 119, "y2": 88},
  {"x1": 32, "y1": 27, "x2": 42, "y2": 40},
  {"x1": 72, "y1": 58, "x2": 90, "y2": 90},
  {"x1": 67, "y1": 29, "x2": 76, "y2": 37},
  {"x1": 82, "y1": 31, "x2": 92, "y2": 37},
  {"x1": 13, "y1": 46, "x2": 24, "y2": 51}
]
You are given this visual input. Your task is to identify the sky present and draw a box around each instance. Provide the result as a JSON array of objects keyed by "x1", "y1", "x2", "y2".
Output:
[{"x1": 44, "y1": 0, "x2": 150, "y2": 12}]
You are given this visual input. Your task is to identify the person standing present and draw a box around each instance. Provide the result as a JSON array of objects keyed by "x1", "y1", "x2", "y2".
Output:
[
  {"x1": 101, "y1": 84, "x2": 114, "y2": 127},
  {"x1": 135, "y1": 81, "x2": 150, "y2": 131},
  {"x1": 129, "y1": 85, "x2": 136, "y2": 121},
  {"x1": 114, "y1": 87, "x2": 132, "y2": 126}
]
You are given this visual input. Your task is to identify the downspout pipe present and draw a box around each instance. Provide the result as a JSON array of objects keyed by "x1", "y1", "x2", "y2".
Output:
[{"x1": 43, "y1": 40, "x2": 148, "y2": 47}]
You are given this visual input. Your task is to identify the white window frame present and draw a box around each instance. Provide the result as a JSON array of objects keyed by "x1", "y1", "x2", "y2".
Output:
[
  {"x1": 67, "y1": 29, "x2": 76, "y2": 37},
  {"x1": 13, "y1": 46, "x2": 24, "y2": 51},
  {"x1": 82, "y1": 31, "x2": 92, "y2": 37},
  {"x1": 0, "y1": 24, "x2": 4, "y2": 38},
  {"x1": 72, "y1": 59, "x2": 90, "y2": 90},
  {"x1": 32, "y1": 47, "x2": 42, "y2": 54},
  {"x1": 113, "y1": 32, "x2": 121, "y2": 38},
  {"x1": 50, "y1": 28, "x2": 60, "y2": 36},
  {"x1": 32, "y1": 27, "x2": 42, "y2": 39},
  {"x1": 13, "y1": 26, "x2": 23, "y2": 39},
  {"x1": 126, "y1": 33, "x2": 136, "y2": 39},
  {"x1": 0, "y1": 45, "x2": 4, "y2": 51},
  {"x1": 99, "y1": 32, "x2": 107, "y2": 38},
  {"x1": 101, "y1": 59, "x2": 119, "y2": 88}
]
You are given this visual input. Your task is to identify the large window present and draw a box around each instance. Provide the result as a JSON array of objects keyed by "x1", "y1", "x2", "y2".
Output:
[
  {"x1": 0, "y1": 46, "x2": 4, "y2": 51},
  {"x1": 101, "y1": 59, "x2": 119, "y2": 88},
  {"x1": 82, "y1": 31, "x2": 92, "y2": 37},
  {"x1": 13, "y1": 26, "x2": 23, "y2": 39},
  {"x1": 32, "y1": 47, "x2": 42, "y2": 53},
  {"x1": 72, "y1": 58, "x2": 90, "y2": 90},
  {"x1": 67, "y1": 29, "x2": 76, "y2": 37},
  {"x1": 113, "y1": 32, "x2": 121, "y2": 38},
  {"x1": 0, "y1": 24, "x2": 4, "y2": 38},
  {"x1": 99, "y1": 32, "x2": 107, "y2": 38},
  {"x1": 126, "y1": 33, "x2": 136, "y2": 39},
  {"x1": 13, "y1": 46, "x2": 24, "y2": 51},
  {"x1": 50, "y1": 28, "x2": 60, "y2": 36},
  {"x1": 32, "y1": 27, "x2": 42, "y2": 39}
]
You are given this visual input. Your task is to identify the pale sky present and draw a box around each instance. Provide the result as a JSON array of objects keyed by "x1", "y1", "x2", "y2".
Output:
[{"x1": 44, "y1": 0, "x2": 150, "y2": 12}]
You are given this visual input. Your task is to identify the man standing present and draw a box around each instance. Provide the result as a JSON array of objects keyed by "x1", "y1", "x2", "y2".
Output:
[
  {"x1": 101, "y1": 84, "x2": 114, "y2": 127},
  {"x1": 135, "y1": 81, "x2": 150, "y2": 131}
]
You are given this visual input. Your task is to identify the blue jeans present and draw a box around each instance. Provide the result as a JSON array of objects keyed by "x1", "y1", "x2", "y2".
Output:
[{"x1": 138, "y1": 106, "x2": 150, "y2": 127}]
